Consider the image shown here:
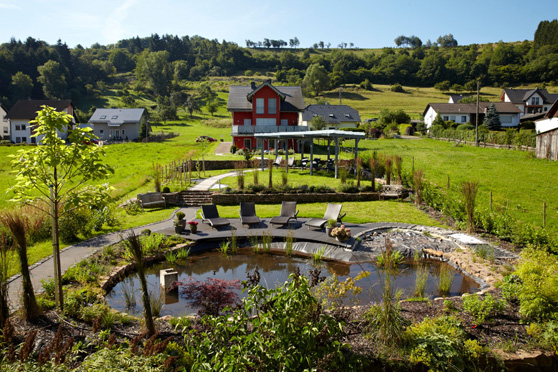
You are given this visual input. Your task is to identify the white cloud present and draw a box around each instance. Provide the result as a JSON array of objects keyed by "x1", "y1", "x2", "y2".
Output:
[{"x1": 102, "y1": 0, "x2": 139, "y2": 43}]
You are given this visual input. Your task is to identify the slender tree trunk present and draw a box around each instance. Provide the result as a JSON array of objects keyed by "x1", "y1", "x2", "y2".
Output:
[{"x1": 50, "y1": 170, "x2": 63, "y2": 310}]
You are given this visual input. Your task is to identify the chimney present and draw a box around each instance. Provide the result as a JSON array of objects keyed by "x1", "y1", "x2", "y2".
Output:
[{"x1": 250, "y1": 82, "x2": 256, "y2": 90}]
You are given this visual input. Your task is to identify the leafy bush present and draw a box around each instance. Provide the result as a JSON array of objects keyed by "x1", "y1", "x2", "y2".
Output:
[
  {"x1": 230, "y1": 144, "x2": 237, "y2": 154},
  {"x1": 462, "y1": 293, "x2": 506, "y2": 325},
  {"x1": 391, "y1": 83, "x2": 404, "y2": 92},
  {"x1": 162, "y1": 186, "x2": 170, "y2": 193},
  {"x1": 59, "y1": 207, "x2": 91, "y2": 243},
  {"x1": 338, "y1": 181, "x2": 359, "y2": 193},
  {"x1": 456, "y1": 124, "x2": 474, "y2": 131},
  {"x1": 527, "y1": 321, "x2": 558, "y2": 354},
  {"x1": 501, "y1": 249, "x2": 558, "y2": 321},
  {"x1": 406, "y1": 316, "x2": 485, "y2": 371},
  {"x1": 183, "y1": 274, "x2": 355, "y2": 370},
  {"x1": 63, "y1": 286, "x2": 104, "y2": 320}
]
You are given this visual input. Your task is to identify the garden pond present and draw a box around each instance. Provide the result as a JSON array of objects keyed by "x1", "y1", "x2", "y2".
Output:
[{"x1": 105, "y1": 249, "x2": 480, "y2": 317}]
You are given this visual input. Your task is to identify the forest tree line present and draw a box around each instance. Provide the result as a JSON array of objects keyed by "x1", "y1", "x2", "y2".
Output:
[{"x1": 1, "y1": 20, "x2": 558, "y2": 109}]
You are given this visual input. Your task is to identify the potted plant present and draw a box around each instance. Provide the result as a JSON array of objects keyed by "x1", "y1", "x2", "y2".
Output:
[
  {"x1": 174, "y1": 220, "x2": 183, "y2": 234},
  {"x1": 188, "y1": 220, "x2": 198, "y2": 234},
  {"x1": 331, "y1": 225, "x2": 351, "y2": 242},
  {"x1": 325, "y1": 219, "x2": 337, "y2": 237},
  {"x1": 175, "y1": 211, "x2": 186, "y2": 229}
]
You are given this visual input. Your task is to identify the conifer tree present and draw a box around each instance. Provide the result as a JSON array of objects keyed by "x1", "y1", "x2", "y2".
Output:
[{"x1": 483, "y1": 103, "x2": 501, "y2": 131}]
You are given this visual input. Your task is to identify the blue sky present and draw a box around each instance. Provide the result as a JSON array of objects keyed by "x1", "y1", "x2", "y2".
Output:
[{"x1": 0, "y1": 0, "x2": 556, "y2": 48}]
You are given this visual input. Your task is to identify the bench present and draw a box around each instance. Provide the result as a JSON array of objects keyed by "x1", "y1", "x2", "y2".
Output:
[
  {"x1": 137, "y1": 192, "x2": 166, "y2": 208},
  {"x1": 380, "y1": 184, "x2": 404, "y2": 200}
]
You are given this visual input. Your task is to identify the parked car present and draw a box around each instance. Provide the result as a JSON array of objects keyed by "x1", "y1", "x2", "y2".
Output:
[{"x1": 196, "y1": 136, "x2": 217, "y2": 142}]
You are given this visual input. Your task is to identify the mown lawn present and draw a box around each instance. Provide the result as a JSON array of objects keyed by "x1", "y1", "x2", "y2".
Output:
[{"x1": 204, "y1": 201, "x2": 446, "y2": 227}]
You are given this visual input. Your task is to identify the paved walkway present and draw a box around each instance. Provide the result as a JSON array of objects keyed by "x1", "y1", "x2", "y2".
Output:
[
  {"x1": 189, "y1": 170, "x2": 253, "y2": 191},
  {"x1": 7, "y1": 207, "x2": 199, "y2": 310},
  {"x1": 214, "y1": 141, "x2": 232, "y2": 155}
]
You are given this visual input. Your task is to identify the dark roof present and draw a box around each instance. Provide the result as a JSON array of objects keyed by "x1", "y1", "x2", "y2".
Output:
[
  {"x1": 501, "y1": 88, "x2": 558, "y2": 104},
  {"x1": 449, "y1": 94, "x2": 471, "y2": 103},
  {"x1": 6, "y1": 100, "x2": 73, "y2": 119},
  {"x1": 227, "y1": 84, "x2": 305, "y2": 112},
  {"x1": 521, "y1": 112, "x2": 547, "y2": 122},
  {"x1": 544, "y1": 99, "x2": 558, "y2": 119},
  {"x1": 302, "y1": 104, "x2": 361, "y2": 124},
  {"x1": 246, "y1": 81, "x2": 286, "y2": 101},
  {"x1": 89, "y1": 108, "x2": 147, "y2": 124},
  {"x1": 0, "y1": 103, "x2": 7, "y2": 114},
  {"x1": 423, "y1": 102, "x2": 522, "y2": 116}
]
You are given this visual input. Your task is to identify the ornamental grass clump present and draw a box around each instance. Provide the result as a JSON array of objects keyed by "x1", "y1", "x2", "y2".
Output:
[
  {"x1": 369, "y1": 157, "x2": 378, "y2": 191},
  {"x1": 437, "y1": 265, "x2": 455, "y2": 296},
  {"x1": 414, "y1": 264, "x2": 429, "y2": 298},
  {"x1": 394, "y1": 155, "x2": 403, "y2": 184},
  {"x1": 461, "y1": 180, "x2": 479, "y2": 233},
  {"x1": 385, "y1": 156, "x2": 393, "y2": 185},
  {"x1": 413, "y1": 169, "x2": 424, "y2": 206}
]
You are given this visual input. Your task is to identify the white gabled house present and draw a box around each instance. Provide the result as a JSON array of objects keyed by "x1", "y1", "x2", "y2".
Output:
[
  {"x1": 500, "y1": 87, "x2": 558, "y2": 116},
  {"x1": 423, "y1": 102, "x2": 522, "y2": 129},
  {"x1": 88, "y1": 108, "x2": 149, "y2": 141},
  {"x1": 6, "y1": 100, "x2": 76, "y2": 144}
]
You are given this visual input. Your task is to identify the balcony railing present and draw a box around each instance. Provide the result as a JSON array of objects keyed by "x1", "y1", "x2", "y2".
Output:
[{"x1": 232, "y1": 125, "x2": 308, "y2": 135}]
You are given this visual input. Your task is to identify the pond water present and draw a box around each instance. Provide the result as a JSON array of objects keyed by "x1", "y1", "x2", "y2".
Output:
[{"x1": 105, "y1": 249, "x2": 479, "y2": 317}]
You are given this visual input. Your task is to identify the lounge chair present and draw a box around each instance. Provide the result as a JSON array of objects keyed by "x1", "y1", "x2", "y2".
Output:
[
  {"x1": 287, "y1": 157, "x2": 295, "y2": 167},
  {"x1": 272, "y1": 156, "x2": 283, "y2": 168},
  {"x1": 240, "y1": 202, "x2": 260, "y2": 226},
  {"x1": 305, "y1": 203, "x2": 346, "y2": 230},
  {"x1": 270, "y1": 201, "x2": 299, "y2": 227},
  {"x1": 201, "y1": 205, "x2": 230, "y2": 229}
]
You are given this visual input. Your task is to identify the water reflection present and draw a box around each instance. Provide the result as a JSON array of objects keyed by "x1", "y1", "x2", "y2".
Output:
[{"x1": 105, "y1": 249, "x2": 479, "y2": 317}]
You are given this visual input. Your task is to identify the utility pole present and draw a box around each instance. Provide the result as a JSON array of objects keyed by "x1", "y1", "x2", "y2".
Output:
[
  {"x1": 339, "y1": 87, "x2": 342, "y2": 105},
  {"x1": 475, "y1": 80, "x2": 480, "y2": 147}
]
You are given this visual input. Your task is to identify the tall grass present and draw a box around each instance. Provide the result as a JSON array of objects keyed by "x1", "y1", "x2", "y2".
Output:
[
  {"x1": 236, "y1": 169, "x2": 245, "y2": 190},
  {"x1": 153, "y1": 163, "x2": 161, "y2": 192},
  {"x1": 285, "y1": 231, "x2": 294, "y2": 256},
  {"x1": 414, "y1": 264, "x2": 428, "y2": 298},
  {"x1": 365, "y1": 237, "x2": 406, "y2": 350},
  {"x1": 413, "y1": 169, "x2": 424, "y2": 206},
  {"x1": 261, "y1": 231, "x2": 272, "y2": 253},
  {"x1": 385, "y1": 156, "x2": 393, "y2": 185},
  {"x1": 249, "y1": 233, "x2": 260, "y2": 253},
  {"x1": 165, "y1": 251, "x2": 177, "y2": 263},
  {"x1": 369, "y1": 157, "x2": 377, "y2": 191},
  {"x1": 149, "y1": 290, "x2": 163, "y2": 317},
  {"x1": 121, "y1": 278, "x2": 136, "y2": 309},
  {"x1": 281, "y1": 170, "x2": 288, "y2": 187},
  {"x1": 461, "y1": 180, "x2": 479, "y2": 233},
  {"x1": 177, "y1": 247, "x2": 190, "y2": 260},
  {"x1": 218, "y1": 240, "x2": 232, "y2": 256},
  {"x1": 356, "y1": 157, "x2": 363, "y2": 187},
  {"x1": 252, "y1": 169, "x2": 259, "y2": 185},
  {"x1": 312, "y1": 246, "x2": 326, "y2": 264},
  {"x1": 268, "y1": 159, "x2": 273, "y2": 189},
  {"x1": 339, "y1": 167, "x2": 348, "y2": 184},
  {"x1": 437, "y1": 265, "x2": 455, "y2": 296},
  {"x1": 394, "y1": 155, "x2": 403, "y2": 184}
]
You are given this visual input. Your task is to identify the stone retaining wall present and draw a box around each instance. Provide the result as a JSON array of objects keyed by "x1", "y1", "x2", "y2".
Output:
[{"x1": 211, "y1": 192, "x2": 402, "y2": 205}]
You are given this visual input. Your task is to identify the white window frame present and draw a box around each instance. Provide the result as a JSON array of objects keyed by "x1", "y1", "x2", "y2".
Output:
[
  {"x1": 3, "y1": 127, "x2": 7, "y2": 134},
  {"x1": 99, "y1": 129, "x2": 104, "y2": 136},
  {"x1": 461, "y1": 116, "x2": 467, "y2": 123},
  {"x1": 443, "y1": 116, "x2": 449, "y2": 121},
  {"x1": 532, "y1": 97, "x2": 540, "y2": 105},
  {"x1": 449, "y1": 116, "x2": 456, "y2": 122},
  {"x1": 256, "y1": 98, "x2": 264, "y2": 114},
  {"x1": 21, "y1": 124, "x2": 26, "y2": 130},
  {"x1": 15, "y1": 125, "x2": 21, "y2": 130}
]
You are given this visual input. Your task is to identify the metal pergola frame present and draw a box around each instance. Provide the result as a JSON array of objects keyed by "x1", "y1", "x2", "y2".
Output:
[{"x1": 254, "y1": 130, "x2": 365, "y2": 179}]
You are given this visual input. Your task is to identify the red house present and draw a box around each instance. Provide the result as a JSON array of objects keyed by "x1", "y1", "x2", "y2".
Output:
[{"x1": 227, "y1": 80, "x2": 305, "y2": 151}]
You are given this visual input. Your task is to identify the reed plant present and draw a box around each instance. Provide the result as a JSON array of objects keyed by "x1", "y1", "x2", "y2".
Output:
[
  {"x1": 218, "y1": 240, "x2": 231, "y2": 256},
  {"x1": 385, "y1": 156, "x2": 393, "y2": 185},
  {"x1": 461, "y1": 180, "x2": 479, "y2": 233},
  {"x1": 394, "y1": 155, "x2": 403, "y2": 184},
  {"x1": 365, "y1": 236, "x2": 407, "y2": 350},
  {"x1": 121, "y1": 278, "x2": 136, "y2": 309},
  {"x1": 261, "y1": 231, "x2": 272, "y2": 253},
  {"x1": 312, "y1": 246, "x2": 326, "y2": 264},
  {"x1": 152, "y1": 163, "x2": 161, "y2": 192},
  {"x1": 149, "y1": 290, "x2": 163, "y2": 317},
  {"x1": 230, "y1": 228, "x2": 238, "y2": 253},
  {"x1": 356, "y1": 157, "x2": 363, "y2": 187},
  {"x1": 252, "y1": 169, "x2": 259, "y2": 185},
  {"x1": 414, "y1": 264, "x2": 429, "y2": 298},
  {"x1": 268, "y1": 159, "x2": 273, "y2": 189},
  {"x1": 413, "y1": 169, "x2": 424, "y2": 206},
  {"x1": 339, "y1": 167, "x2": 348, "y2": 184},
  {"x1": 249, "y1": 233, "x2": 260, "y2": 253},
  {"x1": 437, "y1": 265, "x2": 455, "y2": 296},
  {"x1": 2, "y1": 212, "x2": 40, "y2": 321},
  {"x1": 165, "y1": 251, "x2": 177, "y2": 264},
  {"x1": 369, "y1": 157, "x2": 377, "y2": 192},
  {"x1": 281, "y1": 170, "x2": 288, "y2": 187},
  {"x1": 236, "y1": 169, "x2": 245, "y2": 190},
  {"x1": 177, "y1": 247, "x2": 190, "y2": 260},
  {"x1": 285, "y1": 231, "x2": 294, "y2": 256}
]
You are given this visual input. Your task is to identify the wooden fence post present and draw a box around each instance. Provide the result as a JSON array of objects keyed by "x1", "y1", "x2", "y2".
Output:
[
  {"x1": 447, "y1": 174, "x2": 450, "y2": 190},
  {"x1": 543, "y1": 202, "x2": 546, "y2": 228}
]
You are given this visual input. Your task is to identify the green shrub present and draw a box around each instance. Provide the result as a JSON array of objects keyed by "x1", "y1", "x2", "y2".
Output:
[
  {"x1": 502, "y1": 249, "x2": 558, "y2": 321},
  {"x1": 456, "y1": 124, "x2": 474, "y2": 131},
  {"x1": 527, "y1": 321, "x2": 558, "y2": 354},
  {"x1": 391, "y1": 83, "x2": 404, "y2": 92},
  {"x1": 462, "y1": 293, "x2": 506, "y2": 325},
  {"x1": 406, "y1": 316, "x2": 485, "y2": 371},
  {"x1": 230, "y1": 144, "x2": 237, "y2": 154},
  {"x1": 338, "y1": 181, "x2": 359, "y2": 193},
  {"x1": 64, "y1": 286, "x2": 104, "y2": 320},
  {"x1": 59, "y1": 207, "x2": 91, "y2": 243},
  {"x1": 162, "y1": 186, "x2": 170, "y2": 193},
  {"x1": 183, "y1": 274, "x2": 355, "y2": 370}
]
